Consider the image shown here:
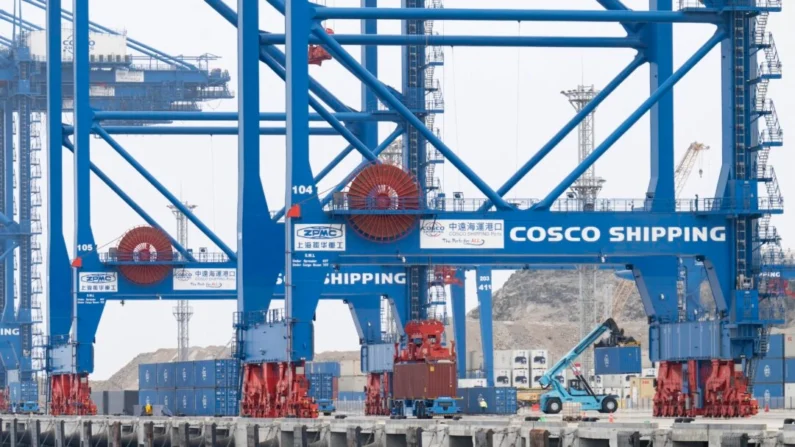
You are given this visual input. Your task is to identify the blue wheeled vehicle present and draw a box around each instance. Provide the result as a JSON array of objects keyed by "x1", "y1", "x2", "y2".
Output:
[
  {"x1": 539, "y1": 319, "x2": 629, "y2": 415},
  {"x1": 391, "y1": 397, "x2": 459, "y2": 419},
  {"x1": 317, "y1": 398, "x2": 336, "y2": 416}
]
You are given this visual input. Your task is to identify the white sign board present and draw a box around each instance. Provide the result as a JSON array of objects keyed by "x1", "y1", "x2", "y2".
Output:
[
  {"x1": 294, "y1": 224, "x2": 346, "y2": 251},
  {"x1": 420, "y1": 219, "x2": 505, "y2": 249},
  {"x1": 90, "y1": 85, "x2": 115, "y2": 97},
  {"x1": 173, "y1": 268, "x2": 237, "y2": 291},
  {"x1": 115, "y1": 70, "x2": 145, "y2": 83},
  {"x1": 78, "y1": 272, "x2": 119, "y2": 293},
  {"x1": 26, "y1": 28, "x2": 127, "y2": 62}
]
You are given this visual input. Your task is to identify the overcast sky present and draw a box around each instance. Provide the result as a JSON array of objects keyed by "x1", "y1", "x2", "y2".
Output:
[{"x1": 3, "y1": 0, "x2": 794, "y2": 380}]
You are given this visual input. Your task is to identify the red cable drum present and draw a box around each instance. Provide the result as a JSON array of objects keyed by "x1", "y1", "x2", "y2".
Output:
[
  {"x1": 346, "y1": 164, "x2": 420, "y2": 242},
  {"x1": 116, "y1": 226, "x2": 173, "y2": 285}
]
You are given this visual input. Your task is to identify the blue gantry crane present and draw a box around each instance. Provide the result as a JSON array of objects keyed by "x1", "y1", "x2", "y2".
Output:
[
  {"x1": 0, "y1": 0, "x2": 234, "y2": 412},
  {"x1": 37, "y1": 0, "x2": 786, "y2": 419}
]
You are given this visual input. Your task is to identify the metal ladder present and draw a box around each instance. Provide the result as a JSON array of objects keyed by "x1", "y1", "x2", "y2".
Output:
[
  {"x1": 409, "y1": 267, "x2": 421, "y2": 321},
  {"x1": 733, "y1": 12, "x2": 750, "y2": 289}
]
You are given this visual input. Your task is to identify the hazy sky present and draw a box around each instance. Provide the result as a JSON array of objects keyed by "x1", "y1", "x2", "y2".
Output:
[{"x1": 3, "y1": 0, "x2": 794, "y2": 380}]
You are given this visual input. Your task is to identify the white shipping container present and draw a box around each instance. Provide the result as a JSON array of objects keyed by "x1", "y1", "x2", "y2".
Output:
[
  {"x1": 26, "y1": 28, "x2": 128, "y2": 62},
  {"x1": 338, "y1": 376, "x2": 367, "y2": 393},
  {"x1": 642, "y1": 368, "x2": 657, "y2": 378},
  {"x1": 603, "y1": 387, "x2": 622, "y2": 397},
  {"x1": 340, "y1": 360, "x2": 362, "y2": 376},
  {"x1": 494, "y1": 369, "x2": 512, "y2": 387},
  {"x1": 512, "y1": 350, "x2": 530, "y2": 369},
  {"x1": 786, "y1": 335, "x2": 795, "y2": 358},
  {"x1": 622, "y1": 373, "x2": 639, "y2": 384},
  {"x1": 459, "y1": 378, "x2": 487, "y2": 388},
  {"x1": 531, "y1": 350, "x2": 549, "y2": 368},
  {"x1": 494, "y1": 350, "x2": 513, "y2": 369},
  {"x1": 512, "y1": 368, "x2": 530, "y2": 388},
  {"x1": 553, "y1": 374, "x2": 566, "y2": 385},
  {"x1": 468, "y1": 351, "x2": 484, "y2": 371},
  {"x1": 531, "y1": 369, "x2": 548, "y2": 388},
  {"x1": 786, "y1": 384, "x2": 795, "y2": 401},
  {"x1": 602, "y1": 375, "x2": 623, "y2": 388}
]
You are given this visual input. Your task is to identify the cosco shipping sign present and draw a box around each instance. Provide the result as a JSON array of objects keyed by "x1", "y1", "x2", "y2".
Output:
[
  {"x1": 416, "y1": 219, "x2": 728, "y2": 250},
  {"x1": 509, "y1": 226, "x2": 727, "y2": 243}
]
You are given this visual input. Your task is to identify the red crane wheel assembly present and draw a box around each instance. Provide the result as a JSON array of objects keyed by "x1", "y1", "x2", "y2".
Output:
[
  {"x1": 346, "y1": 164, "x2": 421, "y2": 242},
  {"x1": 116, "y1": 226, "x2": 174, "y2": 285}
]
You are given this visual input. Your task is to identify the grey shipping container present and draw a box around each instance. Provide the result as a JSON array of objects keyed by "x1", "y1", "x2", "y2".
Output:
[
  {"x1": 361, "y1": 343, "x2": 394, "y2": 373},
  {"x1": 90, "y1": 391, "x2": 107, "y2": 415},
  {"x1": 107, "y1": 390, "x2": 139, "y2": 416}
]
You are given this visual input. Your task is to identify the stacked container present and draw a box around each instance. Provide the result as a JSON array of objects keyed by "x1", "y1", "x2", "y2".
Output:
[
  {"x1": 786, "y1": 334, "x2": 795, "y2": 408},
  {"x1": 511, "y1": 369, "x2": 529, "y2": 388},
  {"x1": 494, "y1": 369, "x2": 511, "y2": 387},
  {"x1": 138, "y1": 360, "x2": 240, "y2": 416},
  {"x1": 337, "y1": 359, "x2": 366, "y2": 401},
  {"x1": 512, "y1": 350, "x2": 529, "y2": 368},
  {"x1": 754, "y1": 334, "x2": 785, "y2": 409}
]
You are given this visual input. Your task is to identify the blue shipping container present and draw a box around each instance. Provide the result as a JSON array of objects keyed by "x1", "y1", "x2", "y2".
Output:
[
  {"x1": 755, "y1": 358, "x2": 784, "y2": 383},
  {"x1": 753, "y1": 383, "x2": 784, "y2": 409},
  {"x1": 193, "y1": 360, "x2": 219, "y2": 388},
  {"x1": 458, "y1": 387, "x2": 517, "y2": 415},
  {"x1": 175, "y1": 362, "x2": 194, "y2": 388},
  {"x1": 226, "y1": 360, "x2": 241, "y2": 388},
  {"x1": 785, "y1": 358, "x2": 795, "y2": 383},
  {"x1": 594, "y1": 346, "x2": 641, "y2": 375},
  {"x1": 766, "y1": 334, "x2": 784, "y2": 358},
  {"x1": 158, "y1": 390, "x2": 176, "y2": 409},
  {"x1": 307, "y1": 361, "x2": 341, "y2": 377},
  {"x1": 226, "y1": 388, "x2": 239, "y2": 415},
  {"x1": 337, "y1": 391, "x2": 366, "y2": 401},
  {"x1": 138, "y1": 390, "x2": 158, "y2": 407},
  {"x1": 308, "y1": 373, "x2": 335, "y2": 400},
  {"x1": 157, "y1": 363, "x2": 176, "y2": 388},
  {"x1": 194, "y1": 388, "x2": 226, "y2": 416},
  {"x1": 138, "y1": 364, "x2": 158, "y2": 390},
  {"x1": 176, "y1": 389, "x2": 195, "y2": 415}
]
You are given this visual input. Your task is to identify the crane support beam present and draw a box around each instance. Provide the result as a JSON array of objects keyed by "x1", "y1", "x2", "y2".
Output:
[
  {"x1": 312, "y1": 8, "x2": 721, "y2": 23},
  {"x1": 92, "y1": 111, "x2": 399, "y2": 122},
  {"x1": 203, "y1": 0, "x2": 352, "y2": 114},
  {"x1": 451, "y1": 271, "x2": 467, "y2": 378},
  {"x1": 258, "y1": 34, "x2": 644, "y2": 48},
  {"x1": 65, "y1": 126, "x2": 340, "y2": 136},
  {"x1": 534, "y1": 31, "x2": 724, "y2": 210}
]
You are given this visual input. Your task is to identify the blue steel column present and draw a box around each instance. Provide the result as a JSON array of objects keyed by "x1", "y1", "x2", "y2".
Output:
[
  {"x1": 646, "y1": 0, "x2": 675, "y2": 210},
  {"x1": 17, "y1": 95, "x2": 34, "y2": 381},
  {"x1": 1, "y1": 103, "x2": 13, "y2": 324},
  {"x1": 403, "y1": 0, "x2": 427, "y2": 325},
  {"x1": 72, "y1": 0, "x2": 103, "y2": 374},
  {"x1": 476, "y1": 267, "x2": 494, "y2": 387},
  {"x1": 285, "y1": 0, "x2": 328, "y2": 361},
  {"x1": 236, "y1": 0, "x2": 282, "y2": 348},
  {"x1": 451, "y1": 270, "x2": 466, "y2": 378},
  {"x1": 360, "y1": 0, "x2": 379, "y2": 150}
]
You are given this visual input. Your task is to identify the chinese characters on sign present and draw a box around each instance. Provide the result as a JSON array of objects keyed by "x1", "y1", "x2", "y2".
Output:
[
  {"x1": 294, "y1": 224, "x2": 346, "y2": 252},
  {"x1": 78, "y1": 272, "x2": 119, "y2": 293},
  {"x1": 419, "y1": 220, "x2": 505, "y2": 249},
  {"x1": 173, "y1": 268, "x2": 237, "y2": 291}
]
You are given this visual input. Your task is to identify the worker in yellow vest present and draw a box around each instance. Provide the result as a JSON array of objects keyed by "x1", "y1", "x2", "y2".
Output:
[{"x1": 478, "y1": 395, "x2": 488, "y2": 413}]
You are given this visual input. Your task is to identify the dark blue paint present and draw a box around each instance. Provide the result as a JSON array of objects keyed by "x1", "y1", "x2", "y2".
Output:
[
  {"x1": 138, "y1": 390, "x2": 158, "y2": 408},
  {"x1": 308, "y1": 373, "x2": 335, "y2": 400},
  {"x1": 175, "y1": 362, "x2": 194, "y2": 388},
  {"x1": 755, "y1": 358, "x2": 784, "y2": 383},
  {"x1": 784, "y1": 358, "x2": 795, "y2": 383},
  {"x1": 156, "y1": 363, "x2": 176, "y2": 388},
  {"x1": 176, "y1": 389, "x2": 195, "y2": 415},
  {"x1": 138, "y1": 364, "x2": 158, "y2": 390},
  {"x1": 594, "y1": 346, "x2": 641, "y2": 375},
  {"x1": 766, "y1": 334, "x2": 784, "y2": 358},
  {"x1": 307, "y1": 362, "x2": 341, "y2": 376},
  {"x1": 458, "y1": 387, "x2": 517, "y2": 415},
  {"x1": 753, "y1": 383, "x2": 784, "y2": 409}
]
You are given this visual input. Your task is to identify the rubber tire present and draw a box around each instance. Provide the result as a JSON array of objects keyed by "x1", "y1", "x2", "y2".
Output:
[
  {"x1": 601, "y1": 397, "x2": 618, "y2": 414},
  {"x1": 545, "y1": 398, "x2": 562, "y2": 414}
]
